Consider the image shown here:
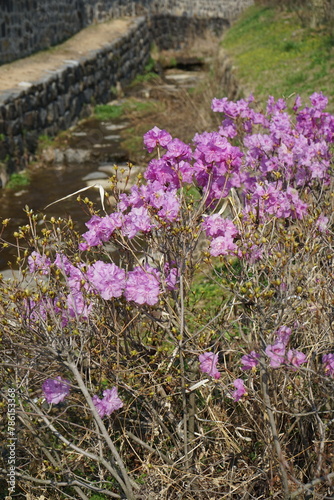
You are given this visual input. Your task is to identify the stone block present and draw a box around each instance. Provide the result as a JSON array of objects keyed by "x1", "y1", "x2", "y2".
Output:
[
  {"x1": 63, "y1": 110, "x2": 72, "y2": 129},
  {"x1": 47, "y1": 81, "x2": 59, "y2": 101},
  {"x1": 24, "y1": 131, "x2": 39, "y2": 153},
  {"x1": 56, "y1": 95, "x2": 66, "y2": 116},
  {"x1": 6, "y1": 119, "x2": 21, "y2": 136},
  {"x1": 5, "y1": 102, "x2": 17, "y2": 121},
  {"x1": 22, "y1": 110, "x2": 38, "y2": 129},
  {"x1": 83, "y1": 87, "x2": 94, "y2": 103},
  {"x1": 38, "y1": 108, "x2": 47, "y2": 127}
]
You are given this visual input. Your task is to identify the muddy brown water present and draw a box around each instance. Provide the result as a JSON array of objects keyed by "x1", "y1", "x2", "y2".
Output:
[{"x1": 0, "y1": 117, "x2": 130, "y2": 270}]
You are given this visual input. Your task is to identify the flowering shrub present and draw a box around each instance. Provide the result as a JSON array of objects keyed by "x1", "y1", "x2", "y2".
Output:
[{"x1": 1, "y1": 92, "x2": 334, "y2": 499}]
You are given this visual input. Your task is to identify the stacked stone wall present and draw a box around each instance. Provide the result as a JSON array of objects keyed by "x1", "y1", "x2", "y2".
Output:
[
  {"x1": 0, "y1": 17, "x2": 150, "y2": 169},
  {"x1": 0, "y1": 0, "x2": 254, "y2": 172},
  {"x1": 0, "y1": 0, "x2": 253, "y2": 64}
]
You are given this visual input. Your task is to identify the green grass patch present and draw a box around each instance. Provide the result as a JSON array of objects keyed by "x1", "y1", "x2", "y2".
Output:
[
  {"x1": 131, "y1": 57, "x2": 161, "y2": 85},
  {"x1": 222, "y1": 5, "x2": 334, "y2": 110},
  {"x1": 6, "y1": 171, "x2": 30, "y2": 190},
  {"x1": 187, "y1": 269, "x2": 225, "y2": 326},
  {"x1": 94, "y1": 104, "x2": 124, "y2": 120},
  {"x1": 131, "y1": 71, "x2": 160, "y2": 84},
  {"x1": 38, "y1": 134, "x2": 54, "y2": 148},
  {"x1": 95, "y1": 98, "x2": 163, "y2": 122}
]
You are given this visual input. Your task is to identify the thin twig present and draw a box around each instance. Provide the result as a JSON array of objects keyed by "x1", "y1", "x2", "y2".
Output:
[
  {"x1": 260, "y1": 358, "x2": 291, "y2": 498},
  {"x1": 290, "y1": 471, "x2": 334, "y2": 499},
  {"x1": 0, "y1": 469, "x2": 121, "y2": 498},
  {"x1": 65, "y1": 356, "x2": 138, "y2": 498},
  {"x1": 126, "y1": 431, "x2": 174, "y2": 465},
  {"x1": 27, "y1": 399, "x2": 129, "y2": 495}
]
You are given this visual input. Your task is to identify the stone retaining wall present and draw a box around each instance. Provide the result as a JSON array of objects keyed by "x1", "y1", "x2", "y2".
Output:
[
  {"x1": 0, "y1": 16, "x2": 152, "y2": 171},
  {"x1": 0, "y1": 0, "x2": 253, "y2": 174},
  {"x1": 0, "y1": 0, "x2": 253, "y2": 64}
]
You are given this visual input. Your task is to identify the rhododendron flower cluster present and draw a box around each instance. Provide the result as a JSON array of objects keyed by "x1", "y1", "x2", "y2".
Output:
[
  {"x1": 199, "y1": 352, "x2": 221, "y2": 379},
  {"x1": 143, "y1": 125, "x2": 172, "y2": 152},
  {"x1": 322, "y1": 353, "x2": 334, "y2": 377},
  {"x1": 265, "y1": 326, "x2": 307, "y2": 369},
  {"x1": 241, "y1": 351, "x2": 260, "y2": 371},
  {"x1": 92, "y1": 387, "x2": 123, "y2": 418},
  {"x1": 232, "y1": 379, "x2": 247, "y2": 402},
  {"x1": 87, "y1": 261, "x2": 126, "y2": 300},
  {"x1": 42, "y1": 377, "x2": 70, "y2": 404},
  {"x1": 265, "y1": 342, "x2": 287, "y2": 368},
  {"x1": 26, "y1": 92, "x2": 334, "y2": 427},
  {"x1": 28, "y1": 251, "x2": 51, "y2": 274},
  {"x1": 79, "y1": 212, "x2": 124, "y2": 250},
  {"x1": 124, "y1": 265, "x2": 161, "y2": 305},
  {"x1": 240, "y1": 326, "x2": 307, "y2": 371},
  {"x1": 202, "y1": 214, "x2": 238, "y2": 257}
]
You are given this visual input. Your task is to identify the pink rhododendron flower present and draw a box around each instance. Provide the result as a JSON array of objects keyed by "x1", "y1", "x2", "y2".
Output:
[
  {"x1": 80, "y1": 213, "x2": 124, "y2": 249},
  {"x1": 322, "y1": 353, "x2": 334, "y2": 377},
  {"x1": 125, "y1": 265, "x2": 161, "y2": 305},
  {"x1": 219, "y1": 118, "x2": 238, "y2": 138},
  {"x1": 202, "y1": 215, "x2": 238, "y2": 257},
  {"x1": 178, "y1": 160, "x2": 194, "y2": 183},
  {"x1": 265, "y1": 342, "x2": 286, "y2": 368},
  {"x1": 275, "y1": 326, "x2": 292, "y2": 347},
  {"x1": 202, "y1": 215, "x2": 238, "y2": 239},
  {"x1": 143, "y1": 126, "x2": 172, "y2": 153},
  {"x1": 199, "y1": 352, "x2": 221, "y2": 379},
  {"x1": 153, "y1": 189, "x2": 181, "y2": 222},
  {"x1": 144, "y1": 158, "x2": 178, "y2": 187},
  {"x1": 42, "y1": 377, "x2": 70, "y2": 404},
  {"x1": 232, "y1": 379, "x2": 247, "y2": 402},
  {"x1": 123, "y1": 206, "x2": 155, "y2": 238},
  {"x1": 241, "y1": 351, "x2": 260, "y2": 371},
  {"x1": 293, "y1": 95, "x2": 302, "y2": 112},
  {"x1": 28, "y1": 251, "x2": 51, "y2": 274},
  {"x1": 309, "y1": 91, "x2": 328, "y2": 111},
  {"x1": 315, "y1": 214, "x2": 329, "y2": 232},
  {"x1": 209, "y1": 235, "x2": 237, "y2": 257},
  {"x1": 66, "y1": 291, "x2": 92, "y2": 320},
  {"x1": 165, "y1": 138, "x2": 192, "y2": 161},
  {"x1": 87, "y1": 261, "x2": 126, "y2": 300},
  {"x1": 92, "y1": 387, "x2": 123, "y2": 418},
  {"x1": 286, "y1": 349, "x2": 307, "y2": 369}
]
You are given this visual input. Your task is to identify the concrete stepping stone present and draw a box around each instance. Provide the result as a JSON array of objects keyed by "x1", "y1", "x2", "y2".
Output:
[
  {"x1": 82, "y1": 171, "x2": 109, "y2": 181},
  {"x1": 104, "y1": 134, "x2": 121, "y2": 140},
  {"x1": 104, "y1": 123, "x2": 129, "y2": 131}
]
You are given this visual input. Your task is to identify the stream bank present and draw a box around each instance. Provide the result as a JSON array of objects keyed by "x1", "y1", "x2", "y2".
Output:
[{"x1": 0, "y1": 41, "x2": 242, "y2": 272}]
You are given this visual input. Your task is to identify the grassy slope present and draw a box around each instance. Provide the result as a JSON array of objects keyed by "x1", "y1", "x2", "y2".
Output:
[{"x1": 222, "y1": 5, "x2": 334, "y2": 110}]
